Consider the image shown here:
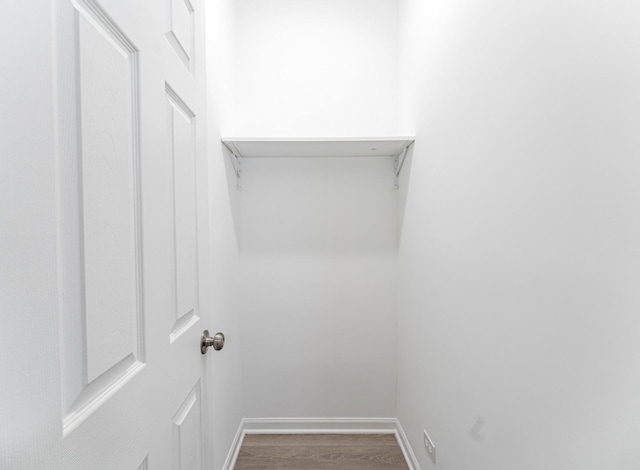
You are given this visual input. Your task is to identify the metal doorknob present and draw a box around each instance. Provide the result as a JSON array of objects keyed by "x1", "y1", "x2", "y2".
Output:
[{"x1": 201, "y1": 330, "x2": 225, "y2": 354}]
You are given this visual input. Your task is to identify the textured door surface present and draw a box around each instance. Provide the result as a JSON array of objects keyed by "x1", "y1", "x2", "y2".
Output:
[{"x1": 54, "y1": 0, "x2": 210, "y2": 467}]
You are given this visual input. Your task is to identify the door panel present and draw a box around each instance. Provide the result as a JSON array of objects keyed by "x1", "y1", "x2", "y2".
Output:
[
  {"x1": 166, "y1": 85, "x2": 200, "y2": 343},
  {"x1": 55, "y1": 0, "x2": 209, "y2": 467},
  {"x1": 172, "y1": 381, "x2": 203, "y2": 470},
  {"x1": 77, "y1": 4, "x2": 143, "y2": 384},
  {"x1": 165, "y1": 0, "x2": 195, "y2": 72},
  {"x1": 59, "y1": 0, "x2": 147, "y2": 439}
]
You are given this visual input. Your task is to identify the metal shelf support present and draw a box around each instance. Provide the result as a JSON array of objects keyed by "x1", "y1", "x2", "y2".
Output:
[
  {"x1": 393, "y1": 141, "x2": 414, "y2": 190},
  {"x1": 223, "y1": 142, "x2": 243, "y2": 191}
]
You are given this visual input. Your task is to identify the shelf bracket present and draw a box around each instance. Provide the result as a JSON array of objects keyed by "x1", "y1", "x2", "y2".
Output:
[
  {"x1": 394, "y1": 154, "x2": 400, "y2": 190},
  {"x1": 223, "y1": 142, "x2": 243, "y2": 191},
  {"x1": 393, "y1": 141, "x2": 413, "y2": 190}
]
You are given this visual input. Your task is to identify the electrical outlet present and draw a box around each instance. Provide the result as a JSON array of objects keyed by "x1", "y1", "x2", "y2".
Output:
[{"x1": 423, "y1": 429, "x2": 436, "y2": 465}]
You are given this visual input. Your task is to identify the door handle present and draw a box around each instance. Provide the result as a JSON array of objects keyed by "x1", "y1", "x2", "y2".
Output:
[{"x1": 201, "y1": 330, "x2": 225, "y2": 354}]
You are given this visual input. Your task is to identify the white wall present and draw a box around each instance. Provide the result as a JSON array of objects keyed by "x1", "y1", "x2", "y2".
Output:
[
  {"x1": 237, "y1": 157, "x2": 398, "y2": 418},
  {"x1": 228, "y1": 0, "x2": 399, "y2": 137},
  {"x1": 229, "y1": 0, "x2": 401, "y2": 420},
  {"x1": 397, "y1": 1, "x2": 640, "y2": 469},
  {"x1": 204, "y1": 1, "x2": 245, "y2": 468}
]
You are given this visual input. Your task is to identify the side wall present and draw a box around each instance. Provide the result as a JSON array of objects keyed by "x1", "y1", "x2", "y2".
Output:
[
  {"x1": 397, "y1": 1, "x2": 640, "y2": 469},
  {"x1": 204, "y1": 2, "x2": 245, "y2": 468}
]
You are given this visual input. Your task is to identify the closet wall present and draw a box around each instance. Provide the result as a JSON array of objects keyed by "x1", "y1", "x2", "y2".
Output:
[
  {"x1": 226, "y1": 0, "x2": 399, "y2": 137},
  {"x1": 204, "y1": 2, "x2": 244, "y2": 468},
  {"x1": 238, "y1": 156, "x2": 398, "y2": 418},
  {"x1": 229, "y1": 0, "x2": 401, "y2": 419},
  {"x1": 397, "y1": 0, "x2": 640, "y2": 468}
]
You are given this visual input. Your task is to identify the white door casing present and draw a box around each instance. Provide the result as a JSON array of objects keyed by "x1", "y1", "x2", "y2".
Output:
[
  {"x1": 53, "y1": 0, "x2": 211, "y2": 468},
  {"x1": 1, "y1": 1, "x2": 62, "y2": 468}
]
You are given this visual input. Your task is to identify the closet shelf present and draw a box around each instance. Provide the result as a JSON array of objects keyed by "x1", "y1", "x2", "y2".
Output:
[{"x1": 221, "y1": 137, "x2": 415, "y2": 191}]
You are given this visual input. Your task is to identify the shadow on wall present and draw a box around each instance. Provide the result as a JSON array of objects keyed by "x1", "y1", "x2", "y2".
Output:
[
  {"x1": 396, "y1": 143, "x2": 414, "y2": 247},
  {"x1": 232, "y1": 151, "x2": 401, "y2": 419},
  {"x1": 226, "y1": 154, "x2": 399, "y2": 255},
  {"x1": 221, "y1": 143, "x2": 242, "y2": 247}
]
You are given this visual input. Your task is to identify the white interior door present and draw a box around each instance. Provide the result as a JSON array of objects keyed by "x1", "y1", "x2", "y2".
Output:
[{"x1": 54, "y1": 0, "x2": 212, "y2": 468}]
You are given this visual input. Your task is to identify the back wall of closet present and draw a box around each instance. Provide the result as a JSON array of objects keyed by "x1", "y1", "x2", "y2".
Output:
[{"x1": 228, "y1": 0, "x2": 402, "y2": 419}]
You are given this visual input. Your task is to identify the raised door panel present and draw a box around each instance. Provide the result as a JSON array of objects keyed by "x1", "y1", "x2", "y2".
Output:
[
  {"x1": 166, "y1": 85, "x2": 199, "y2": 342},
  {"x1": 165, "y1": 0, "x2": 194, "y2": 71},
  {"x1": 78, "y1": 6, "x2": 143, "y2": 384},
  {"x1": 60, "y1": 0, "x2": 145, "y2": 435},
  {"x1": 172, "y1": 382, "x2": 203, "y2": 470}
]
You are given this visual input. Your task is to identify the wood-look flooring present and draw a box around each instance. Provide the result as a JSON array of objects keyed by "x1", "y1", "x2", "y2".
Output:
[{"x1": 234, "y1": 434, "x2": 409, "y2": 469}]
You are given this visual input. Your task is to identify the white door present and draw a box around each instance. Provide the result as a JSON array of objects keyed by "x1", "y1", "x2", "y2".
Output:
[{"x1": 53, "y1": 0, "x2": 213, "y2": 468}]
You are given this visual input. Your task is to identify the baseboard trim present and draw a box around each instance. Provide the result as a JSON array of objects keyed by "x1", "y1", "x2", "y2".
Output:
[
  {"x1": 395, "y1": 419, "x2": 421, "y2": 470},
  {"x1": 243, "y1": 417, "x2": 398, "y2": 434},
  {"x1": 221, "y1": 420, "x2": 245, "y2": 470},
  {"x1": 223, "y1": 417, "x2": 420, "y2": 470}
]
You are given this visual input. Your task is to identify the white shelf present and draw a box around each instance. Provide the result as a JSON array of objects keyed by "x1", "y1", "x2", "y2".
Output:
[
  {"x1": 221, "y1": 137, "x2": 414, "y2": 158},
  {"x1": 220, "y1": 137, "x2": 415, "y2": 191}
]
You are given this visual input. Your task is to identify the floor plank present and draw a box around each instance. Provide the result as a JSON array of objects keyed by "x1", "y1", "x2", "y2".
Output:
[{"x1": 234, "y1": 434, "x2": 409, "y2": 469}]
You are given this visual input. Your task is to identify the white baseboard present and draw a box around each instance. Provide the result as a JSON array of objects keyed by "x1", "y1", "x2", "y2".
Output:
[
  {"x1": 221, "y1": 420, "x2": 245, "y2": 470},
  {"x1": 222, "y1": 417, "x2": 421, "y2": 470},
  {"x1": 243, "y1": 417, "x2": 398, "y2": 434},
  {"x1": 395, "y1": 419, "x2": 421, "y2": 470}
]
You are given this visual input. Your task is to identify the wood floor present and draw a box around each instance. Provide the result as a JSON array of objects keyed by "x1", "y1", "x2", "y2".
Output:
[{"x1": 234, "y1": 434, "x2": 409, "y2": 469}]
